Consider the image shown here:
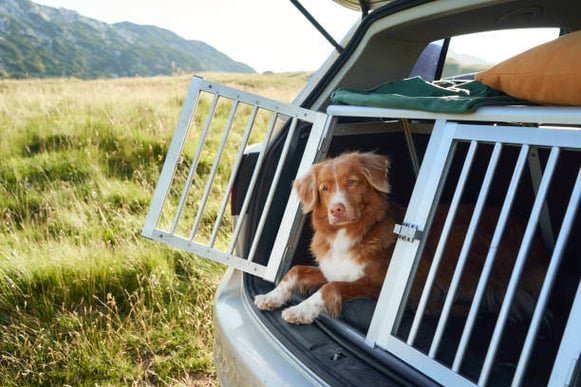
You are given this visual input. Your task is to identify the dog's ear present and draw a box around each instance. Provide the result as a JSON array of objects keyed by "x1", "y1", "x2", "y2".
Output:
[
  {"x1": 359, "y1": 153, "x2": 390, "y2": 193},
  {"x1": 293, "y1": 169, "x2": 318, "y2": 213}
]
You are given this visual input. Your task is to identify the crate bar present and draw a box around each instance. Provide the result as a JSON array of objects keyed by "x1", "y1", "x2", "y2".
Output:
[
  {"x1": 429, "y1": 142, "x2": 502, "y2": 358},
  {"x1": 209, "y1": 104, "x2": 258, "y2": 248},
  {"x1": 228, "y1": 111, "x2": 280, "y2": 255},
  {"x1": 189, "y1": 100, "x2": 240, "y2": 241},
  {"x1": 170, "y1": 93, "x2": 220, "y2": 235},
  {"x1": 151, "y1": 230, "x2": 266, "y2": 277},
  {"x1": 247, "y1": 117, "x2": 300, "y2": 263},
  {"x1": 384, "y1": 336, "x2": 478, "y2": 386},
  {"x1": 206, "y1": 80, "x2": 298, "y2": 115},
  {"x1": 454, "y1": 124, "x2": 581, "y2": 149},
  {"x1": 528, "y1": 147, "x2": 555, "y2": 250},
  {"x1": 327, "y1": 104, "x2": 581, "y2": 126},
  {"x1": 407, "y1": 140, "x2": 478, "y2": 346},
  {"x1": 549, "y1": 281, "x2": 581, "y2": 386},
  {"x1": 512, "y1": 167, "x2": 581, "y2": 386},
  {"x1": 401, "y1": 119, "x2": 420, "y2": 177},
  {"x1": 479, "y1": 146, "x2": 560, "y2": 386},
  {"x1": 452, "y1": 144, "x2": 530, "y2": 372},
  {"x1": 142, "y1": 78, "x2": 202, "y2": 237}
]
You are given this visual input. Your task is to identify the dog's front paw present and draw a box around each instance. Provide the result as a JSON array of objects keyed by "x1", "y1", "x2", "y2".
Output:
[
  {"x1": 254, "y1": 292, "x2": 284, "y2": 311},
  {"x1": 282, "y1": 304, "x2": 318, "y2": 324},
  {"x1": 281, "y1": 293, "x2": 324, "y2": 325}
]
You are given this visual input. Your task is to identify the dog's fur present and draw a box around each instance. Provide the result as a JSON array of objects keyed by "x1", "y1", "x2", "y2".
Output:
[{"x1": 254, "y1": 152, "x2": 547, "y2": 324}]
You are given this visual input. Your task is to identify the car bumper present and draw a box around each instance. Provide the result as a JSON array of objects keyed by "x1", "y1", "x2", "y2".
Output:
[{"x1": 213, "y1": 268, "x2": 325, "y2": 386}]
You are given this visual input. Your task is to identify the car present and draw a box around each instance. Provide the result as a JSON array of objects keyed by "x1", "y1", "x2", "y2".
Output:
[{"x1": 142, "y1": 0, "x2": 581, "y2": 385}]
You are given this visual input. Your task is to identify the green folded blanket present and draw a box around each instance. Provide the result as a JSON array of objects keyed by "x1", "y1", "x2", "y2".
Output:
[{"x1": 330, "y1": 77, "x2": 532, "y2": 114}]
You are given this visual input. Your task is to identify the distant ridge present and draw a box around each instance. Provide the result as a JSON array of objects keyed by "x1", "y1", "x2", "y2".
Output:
[{"x1": 0, "y1": 0, "x2": 255, "y2": 79}]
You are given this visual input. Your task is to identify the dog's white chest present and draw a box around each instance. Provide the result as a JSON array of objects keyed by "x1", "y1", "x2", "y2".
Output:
[{"x1": 318, "y1": 230, "x2": 365, "y2": 282}]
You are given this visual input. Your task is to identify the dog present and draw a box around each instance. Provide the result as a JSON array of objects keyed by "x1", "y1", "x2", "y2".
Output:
[{"x1": 254, "y1": 152, "x2": 547, "y2": 324}]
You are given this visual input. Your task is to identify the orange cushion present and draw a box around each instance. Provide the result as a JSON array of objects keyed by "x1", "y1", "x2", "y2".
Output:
[{"x1": 475, "y1": 31, "x2": 581, "y2": 106}]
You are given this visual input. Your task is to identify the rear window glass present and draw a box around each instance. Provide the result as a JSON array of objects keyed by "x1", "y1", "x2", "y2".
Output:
[{"x1": 441, "y1": 28, "x2": 560, "y2": 79}]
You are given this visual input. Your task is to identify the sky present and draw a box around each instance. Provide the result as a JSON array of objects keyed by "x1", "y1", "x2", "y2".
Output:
[
  {"x1": 31, "y1": 0, "x2": 558, "y2": 73},
  {"x1": 32, "y1": 0, "x2": 360, "y2": 73}
]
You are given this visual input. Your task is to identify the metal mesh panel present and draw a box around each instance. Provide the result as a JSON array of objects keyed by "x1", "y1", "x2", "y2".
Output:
[{"x1": 142, "y1": 77, "x2": 327, "y2": 281}]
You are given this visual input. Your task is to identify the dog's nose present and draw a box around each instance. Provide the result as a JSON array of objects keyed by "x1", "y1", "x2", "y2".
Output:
[{"x1": 329, "y1": 203, "x2": 345, "y2": 217}]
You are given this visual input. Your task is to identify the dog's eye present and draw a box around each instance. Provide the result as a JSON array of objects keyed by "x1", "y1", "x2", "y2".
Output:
[
  {"x1": 320, "y1": 184, "x2": 328, "y2": 192},
  {"x1": 346, "y1": 179, "x2": 357, "y2": 186}
]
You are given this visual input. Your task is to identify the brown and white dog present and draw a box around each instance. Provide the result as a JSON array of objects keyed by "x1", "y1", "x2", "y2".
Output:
[
  {"x1": 254, "y1": 152, "x2": 403, "y2": 324},
  {"x1": 254, "y1": 152, "x2": 547, "y2": 324}
]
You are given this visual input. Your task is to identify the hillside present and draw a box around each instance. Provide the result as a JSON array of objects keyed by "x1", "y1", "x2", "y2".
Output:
[{"x1": 0, "y1": 0, "x2": 255, "y2": 79}]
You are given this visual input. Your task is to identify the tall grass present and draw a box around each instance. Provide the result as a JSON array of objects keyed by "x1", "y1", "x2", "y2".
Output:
[{"x1": 0, "y1": 72, "x2": 308, "y2": 386}]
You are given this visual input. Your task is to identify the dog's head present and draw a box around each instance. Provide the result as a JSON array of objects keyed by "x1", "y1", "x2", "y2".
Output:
[{"x1": 294, "y1": 152, "x2": 390, "y2": 226}]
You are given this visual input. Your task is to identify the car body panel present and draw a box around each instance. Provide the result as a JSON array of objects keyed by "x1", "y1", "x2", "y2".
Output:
[{"x1": 213, "y1": 269, "x2": 325, "y2": 386}]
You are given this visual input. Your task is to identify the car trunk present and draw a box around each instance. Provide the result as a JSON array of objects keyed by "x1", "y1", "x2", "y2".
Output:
[{"x1": 141, "y1": 75, "x2": 580, "y2": 385}]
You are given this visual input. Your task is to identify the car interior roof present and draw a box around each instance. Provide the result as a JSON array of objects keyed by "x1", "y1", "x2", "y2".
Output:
[{"x1": 379, "y1": 0, "x2": 579, "y2": 43}]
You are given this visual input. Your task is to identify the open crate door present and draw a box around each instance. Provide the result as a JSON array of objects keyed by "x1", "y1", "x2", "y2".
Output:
[{"x1": 142, "y1": 77, "x2": 328, "y2": 282}]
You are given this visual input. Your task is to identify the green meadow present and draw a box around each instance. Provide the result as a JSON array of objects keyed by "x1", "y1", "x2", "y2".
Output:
[{"x1": 0, "y1": 72, "x2": 308, "y2": 386}]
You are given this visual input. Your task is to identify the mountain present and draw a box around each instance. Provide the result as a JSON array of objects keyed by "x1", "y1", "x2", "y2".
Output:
[
  {"x1": 0, "y1": 0, "x2": 255, "y2": 79},
  {"x1": 448, "y1": 50, "x2": 492, "y2": 67},
  {"x1": 440, "y1": 49, "x2": 492, "y2": 78}
]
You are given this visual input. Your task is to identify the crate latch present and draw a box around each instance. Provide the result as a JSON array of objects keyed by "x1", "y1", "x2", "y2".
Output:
[{"x1": 393, "y1": 223, "x2": 423, "y2": 242}]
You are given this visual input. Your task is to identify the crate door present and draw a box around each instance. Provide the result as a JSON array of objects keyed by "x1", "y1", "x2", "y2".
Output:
[
  {"x1": 142, "y1": 77, "x2": 328, "y2": 282},
  {"x1": 367, "y1": 119, "x2": 581, "y2": 386}
]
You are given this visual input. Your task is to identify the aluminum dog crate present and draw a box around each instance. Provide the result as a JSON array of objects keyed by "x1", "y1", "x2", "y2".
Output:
[{"x1": 143, "y1": 78, "x2": 581, "y2": 386}]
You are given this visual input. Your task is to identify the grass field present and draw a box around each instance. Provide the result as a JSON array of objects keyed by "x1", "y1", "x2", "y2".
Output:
[{"x1": 0, "y1": 72, "x2": 309, "y2": 386}]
